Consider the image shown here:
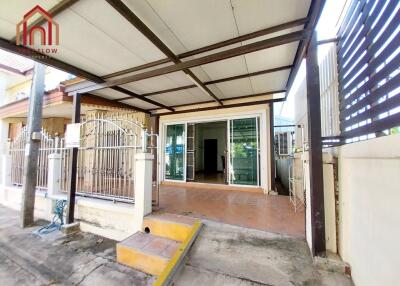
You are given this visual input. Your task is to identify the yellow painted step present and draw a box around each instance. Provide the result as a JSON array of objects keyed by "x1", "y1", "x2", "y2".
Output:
[
  {"x1": 116, "y1": 232, "x2": 180, "y2": 276},
  {"x1": 143, "y1": 213, "x2": 197, "y2": 242}
]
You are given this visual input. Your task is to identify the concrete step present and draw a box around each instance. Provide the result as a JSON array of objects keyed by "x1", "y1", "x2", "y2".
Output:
[
  {"x1": 116, "y1": 232, "x2": 180, "y2": 276},
  {"x1": 143, "y1": 213, "x2": 198, "y2": 242}
]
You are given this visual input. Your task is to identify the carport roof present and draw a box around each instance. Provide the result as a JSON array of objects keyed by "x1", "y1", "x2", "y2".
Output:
[{"x1": 0, "y1": 0, "x2": 325, "y2": 115}]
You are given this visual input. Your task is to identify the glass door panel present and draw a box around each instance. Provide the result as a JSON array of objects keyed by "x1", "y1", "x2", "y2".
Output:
[
  {"x1": 229, "y1": 118, "x2": 259, "y2": 186},
  {"x1": 165, "y1": 124, "x2": 185, "y2": 180}
]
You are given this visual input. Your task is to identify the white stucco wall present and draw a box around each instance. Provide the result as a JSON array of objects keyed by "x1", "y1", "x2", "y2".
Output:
[
  {"x1": 0, "y1": 186, "x2": 137, "y2": 241},
  {"x1": 337, "y1": 134, "x2": 400, "y2": 286},
  {"x1": 0, "y1": 73, "x2": 7, "y2": 106},
  {"x1": 0, "y1": 119, "x2": 9, "y2": 184}
]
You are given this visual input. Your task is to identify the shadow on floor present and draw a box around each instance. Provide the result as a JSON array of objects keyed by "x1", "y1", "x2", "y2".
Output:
[{"x1": 0, "y1": 205, "x2": 154, "y2": 286}]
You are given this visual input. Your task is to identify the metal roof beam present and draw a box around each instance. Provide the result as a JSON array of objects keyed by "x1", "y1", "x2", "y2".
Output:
[
  {"x1": 101, "y1": 17, "x2": 308, "y2": 80},
  {"x1": 151, "y1": 97, "x2": 285, "y2": 116},
  {"x1": 105, "y1": 0, "x2": 223, "y2": 105},
  {"x1": 67, "y1": 29, "x2": 309, "y2": 94},
  {"x1": 115, "y1": 65, "x2": 292, "y2": 100},
  {"x1": 285, "y1": 0, "x2": 326, "y2": 97}
]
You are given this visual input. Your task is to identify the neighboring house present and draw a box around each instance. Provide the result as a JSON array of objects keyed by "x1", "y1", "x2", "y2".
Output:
[
  {"x1": 0, "y1": 51, "x2": 149, "y2": 190},
  {"x1": 0, "y1": 51, "x2": 148, "y2": 139}
]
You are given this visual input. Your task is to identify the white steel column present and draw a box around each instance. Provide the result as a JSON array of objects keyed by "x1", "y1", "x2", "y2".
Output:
[
  {"x1": 47, "y1": 153, "x2": 62, "y2": 197},
  {"x1": 1, "y1": 154, "x2": 11, "y2": 187}
]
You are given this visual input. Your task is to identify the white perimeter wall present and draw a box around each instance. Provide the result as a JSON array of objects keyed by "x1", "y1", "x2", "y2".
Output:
[
  {"x1": 0, "y1": 187, "x2": 137, "y2": 241},
  {"x1": 337, "y1": 134, "x2": 400, "y2": 286},
  {"x1": 293, "y1": 72, "x2": 400, "y2": 284}
]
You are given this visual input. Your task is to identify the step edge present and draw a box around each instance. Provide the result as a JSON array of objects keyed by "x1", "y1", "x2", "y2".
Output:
[
  {"x1": 143, "y1": 217, "x2": 195, "y2": 227},
  {"x1": 117, "y1": 243, "x2": 173, "y2": 261},
  {"x1": 119, "y1": 231, "x2": 181, "y2": 245}
]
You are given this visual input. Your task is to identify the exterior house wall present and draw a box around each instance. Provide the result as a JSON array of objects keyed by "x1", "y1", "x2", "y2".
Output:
[
  {"x1": 1, "y1": 117, "x2": 70, "y2": 142},
  {"x1": 0, "y1": 74, "x2": 7, "y2": 106},
  {"x1": 292, "y1": 78, "x2": 308, "y2": 202},
  {"x1": 42, "y1": 117, "x2": 70, "y2": 136},
  {"x1": 294, "y1": 79, "x2": 308, "y2": 143},
  {"x1": 158, "y1": 104, "x2": 272, "y2": 191},
  {"x1": 2, "y1": 67, "x2": 72, "y2": 106},
  {"x1": 5, "y1": 80, "x2": 31, "y2": 104}
]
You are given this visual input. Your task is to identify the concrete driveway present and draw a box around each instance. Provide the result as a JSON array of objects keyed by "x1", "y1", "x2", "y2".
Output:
[
  {"x1": 175, "y1": 220, "x2": 353, "y2": 286},
  {"x1": 0, "y1": 205, "x2": 352, "y2": 286}
]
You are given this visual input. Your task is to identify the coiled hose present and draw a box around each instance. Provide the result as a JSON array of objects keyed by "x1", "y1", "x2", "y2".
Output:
[{"x1": 37, "y1": 199, "x2": 67, "y2": 235}]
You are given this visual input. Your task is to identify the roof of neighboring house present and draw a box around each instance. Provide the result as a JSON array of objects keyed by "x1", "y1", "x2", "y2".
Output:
[
  {"x1": 0, "y1": 49, "x2": 34, "y2": 75},
  {"x1": 0, "y1": 88, "x2": 140, "y2": 119}
]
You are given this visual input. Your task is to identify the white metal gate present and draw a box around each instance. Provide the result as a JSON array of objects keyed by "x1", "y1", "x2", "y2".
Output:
[
  {"x1": 8, "y1": 116, "x2": 158, "y2": 204},
  {"x1": 9, "y1": 127, "x2": 57, "y2": 189},
  {"x1": 61, "y1": 117, "x2": 158, "y2": 203}
]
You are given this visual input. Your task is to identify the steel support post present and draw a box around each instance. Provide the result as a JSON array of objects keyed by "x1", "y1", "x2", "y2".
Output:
[
  {"x1": 66, "y1": 93, "x2": 81, "y2": 224},
  {"x1": 20, "y1": 62, "x2": 45, "y2": 227},
  {"x1": 306, "y1": 31, "x2": 326, "y2": 256}
]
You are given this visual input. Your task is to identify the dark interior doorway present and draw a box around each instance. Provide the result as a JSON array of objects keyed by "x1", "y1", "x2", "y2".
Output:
[
  {"x1": 204, "y1": 139, "x2": 218, "y2": 173},
  {"x1": 189, "y1": 121, "x2": 227, "y2": 184}
]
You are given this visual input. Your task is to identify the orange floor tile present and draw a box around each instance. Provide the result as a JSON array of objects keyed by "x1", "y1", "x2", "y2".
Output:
[{"x1": 156, "y1": 184, "x2": 305, "y2": 237}]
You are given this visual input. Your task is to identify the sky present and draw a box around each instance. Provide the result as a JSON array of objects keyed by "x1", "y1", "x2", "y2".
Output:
[{"x1": 275, "y1": 0, "x2": 349, "y2": 119}]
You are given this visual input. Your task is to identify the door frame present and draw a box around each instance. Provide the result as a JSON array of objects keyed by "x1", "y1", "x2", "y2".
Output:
[
  {"x1": 228, "y1": 117, "x2": 261, "y2": 187},
  {"x1": 159, "y1": 107, "x2": 269, "y2": 191},
  {"x1": 163, "y1": 123, "x2": 187, "y2": 182}
]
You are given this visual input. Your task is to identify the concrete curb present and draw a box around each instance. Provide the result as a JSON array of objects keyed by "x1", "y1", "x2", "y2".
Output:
[{"x1": 61, "y1": 222, "x2": 80, "y2": 235}]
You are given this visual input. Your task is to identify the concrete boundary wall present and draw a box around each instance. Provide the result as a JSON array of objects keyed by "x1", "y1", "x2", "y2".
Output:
[
  {"x1": 337, "y1": 134, "x2": 400, "y2": 286},
  {"x1": 0, "y1": 186, "x2": 137, "y2": 241}
]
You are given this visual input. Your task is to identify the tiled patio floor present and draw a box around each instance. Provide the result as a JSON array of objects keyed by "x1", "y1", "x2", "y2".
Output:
[{"x1": 156, "y1": 184, "x2": 305, "y2": 237}]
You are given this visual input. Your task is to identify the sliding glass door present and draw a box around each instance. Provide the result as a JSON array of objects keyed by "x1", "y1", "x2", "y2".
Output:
[
  {"x1": 229, "y1": 118, "x2": 259, "y2": 186},
  {"x1": 165, "y1": 124, "x2": 185, "y2": 181},
  {"x1": 163, "y1": 118, "x2": 260, "y2": 186}
]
